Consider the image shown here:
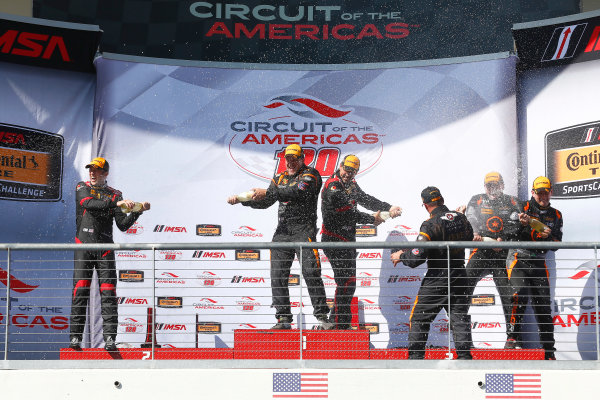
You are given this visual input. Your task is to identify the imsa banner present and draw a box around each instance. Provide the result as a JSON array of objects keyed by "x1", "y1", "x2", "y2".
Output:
[
  {"x1": 93, "y1": 53, "x2": 518, "y2": 351},
  {"x1": 515, "y1": 11, "x2": 600, "y2": 360}
]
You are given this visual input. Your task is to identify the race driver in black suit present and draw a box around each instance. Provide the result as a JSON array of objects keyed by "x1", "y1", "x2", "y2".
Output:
[
  {"x1": 321, "y1": 154, "x2": 401, "y2": 329},
  {"x1": 391, "y1": 187, "x2": 474, "y2": 360},
  {"x1": 70, "y1": 157, "x2": 150, "y2": 351},
  {"x1": 228, "y1": 144, "x2": 330, "y2": 329},
  {"x1": 464, "y1": 171, "x2": 522, "y2": 338},
  {"x1": 505, "y1": 176, "x2": 563, "y2": 360}
]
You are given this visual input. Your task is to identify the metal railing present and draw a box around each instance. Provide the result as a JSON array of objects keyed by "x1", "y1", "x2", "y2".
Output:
[{"x1": 0, "y1": 241, "x2": 598, "y2": 362}]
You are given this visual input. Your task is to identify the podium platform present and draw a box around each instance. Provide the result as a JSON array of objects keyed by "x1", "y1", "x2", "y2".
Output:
[{"x1": 59, "y1": 329, "x2": 546, "y2": 360}]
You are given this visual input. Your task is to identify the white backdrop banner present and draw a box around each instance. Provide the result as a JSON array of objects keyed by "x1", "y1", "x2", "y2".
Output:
[{"x1": 93, "y1": 54, "x2": 518, "y2": 351}]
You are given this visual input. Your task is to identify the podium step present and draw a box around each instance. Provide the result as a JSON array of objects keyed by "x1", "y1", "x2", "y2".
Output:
[{"x1": 60, "y1": 348, "x2": 233, "y2": 360}]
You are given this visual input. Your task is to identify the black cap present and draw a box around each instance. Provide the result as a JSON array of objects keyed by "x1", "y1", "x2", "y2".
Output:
[{"x1": 421, "y1": 186, "x2": 443, "y2": 204}]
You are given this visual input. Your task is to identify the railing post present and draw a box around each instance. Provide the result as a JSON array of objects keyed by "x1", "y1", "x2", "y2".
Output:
[
  {"x1": 299, "y1": 243, "x2": 304, "y2": 361},
  {"x1": 595, "y1": 245, "x2": 599, "y2": 362},
  {"x1": 3, "y1": 248, "x2": 10, "y2": 360},
  {"x1": 447, "y1": 244, "x2": 452, "y2": 359},
  {"x1": 152, "y1": 245, "x2": 156, "y2": 360}
]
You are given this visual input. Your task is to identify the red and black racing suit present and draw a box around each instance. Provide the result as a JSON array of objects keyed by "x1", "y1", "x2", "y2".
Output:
[
  {"x1": 397, "y1": 205, "x2": 474, "y2": 359},
  {"x1": 242, "y1": 165, "x2": 329, "y2": 323},
  {"x1": 465, "y1": 193, "x2": 522, "y2": 335},
  {"x1": 70, "y1": 181, "x2": 141, "y2": 342},
  {"x1": 506, "y1": 198, "x2": 562, "y2": 356},
  {"x1": 321, "y1": 170, "x2": 391, "y2": 329}
]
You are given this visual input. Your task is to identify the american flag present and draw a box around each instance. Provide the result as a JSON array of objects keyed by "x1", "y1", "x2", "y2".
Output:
[
  {"x1": 273, "y1": 372, "x2": 328, "y2": 398},
  {"x1": 485, "y1": 373, "x2": 542, "y2": 399}
]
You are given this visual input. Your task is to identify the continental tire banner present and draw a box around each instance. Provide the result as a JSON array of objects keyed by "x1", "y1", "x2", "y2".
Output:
[
  {"x1": 0, "y1": 13, "x2": 101, "y2": 72},
  {"x1": 93, "y1": 53, "x2": 518, "y2": 351},
  {"x1": 516, "y1": 10, "x2": 600, "y2": 360},
  {"x1": 0, "y1": 61, "x2": 96, "y2": 359},
  {"x1": 33, "y1": 0, "x2": 579, "y2": 63}
]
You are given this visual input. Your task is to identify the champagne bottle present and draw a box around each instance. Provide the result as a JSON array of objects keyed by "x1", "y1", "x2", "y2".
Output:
[
  {"x1": 120, "y1": 202, "x2": 143, "y2": 213},
  {"x1": 237, "y1": 190, "x2": 255, "y2": 202},
  {"x1": 481, "y1": 237, "x2": 497, "y2": 242},
  {"x1": 529, "y1": 218, "x2": 549, "y2": 233},
  {"x1": 373, "y1": 211, "x2": 392, "y2": 220}
]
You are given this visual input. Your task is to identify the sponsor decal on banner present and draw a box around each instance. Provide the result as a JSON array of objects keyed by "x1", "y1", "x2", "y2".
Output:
[
  {"x1": 359, "y1": 298, "x2": 380, "y2": 310},
  {"x1": 393, "y1": 296, "x2": 413, "y2": 311},
  {"x1": 0, "y1": 267, "x2": 38, "y2": 292},
  {"x1": 117, "y1": 297, "x2": 148, "y2": 305},
  {"x1": 193, "y1": 298, "x2": 225, "y2": 310},
  {"x1": 228, "y1": 95, "x2": 383, "y2": 180},
  {"x1": 231, "y1": 275, "x2": 266, "y2": 284},
  {"x1": 118, "y1": 317, "x2": 145, "y2": 333},
  {"x1": 471, "y1": 294, "x2": 496, "y2": 306},
  {"x1": 197, "y1": 321, "x2": 221, "y2": 334},
  {"x1": 288, "y1": 274, "x2": 300, "y2": 286},
  {"x1": 236, "y1": 296, "x2": 261, "y2": 312},
  {"x1": 390, "y1": 323, "x2": 411, "y2": 333},
  {"x1": 322, "y1": 274, "x2": 336, "y2": 287},
  {"x1": 355, "y1": 224, "x2": 377, "y2": 237},
  {"x1": 542, "y1": 24, "x2": 587, "y2": 62},
  {"x1": 545, "y1": 121, "x2": 600, "y2": 198},
  {"x1": 358, "y1": 252, "x2": 381, "y2": 259},
  {"x1": 235, "y1": 249, "x2": 260, "y2": 261},
  {"x1": 156, "y1": 272, "x2": 186, "y2": 285},
  {"x1": 388, "y1": 275, "x2": 422, "y2": 283},
  {"x1": 116, "y1": 250, "x2": 147, "y2": 259},
  {"x1": 154, "y1": 225, "x2": 187, "y2": 233},
  {"x1": 361, "y1": 322, "x2": 379, "y2": 334},
  {"x1": 156, "y1": 296, "x2": 183, "y2": 308},
  {"x1": 357, "y1": 272, "x2": 378, "y2": 287},
  {"x1": 197, "y1": 271, "x2": 222, "y2": 286},
  {"x1": 118, "y1": 270, "x2": 144, "y2": 282},
  {"x1": 237, "y1": 323, "x2": 258, "y2": 329},
  {"x1": 472, "y1": 321, "x2": 502, "y2": 329},
  {"x1": 231, "y1": 226, "x2": 263, "y2": 237},
  {"x1": 124, "y1": 222, "x2": 144, "y2": 235},
  {"x1": 192, "y1": 250, "x2": 226, "y2": 259},
  {"x1": 387, "y1": 224, "x2": 418, "y2": 237},
  {"x1": 432, "y1": 319, "x2": 449, "y2": 333},
  {"x1": 195, "y1": 223, "x2": 222, "y2": 236},
  {"x1": 554, "y1": 312, "x2": 600, "y2": 327},
  {"x1": 326, "y1": 298, "x2": 334, "y2": 310},
  {"x1": 158, "y1": 250, "x2": 183, "y2": 261},
  {"x1": 156, "y1": 323, "x2": 187, "y2": 331},
  {"x1": 0, "y1": 124, "x2": 63, "y2": 201}
]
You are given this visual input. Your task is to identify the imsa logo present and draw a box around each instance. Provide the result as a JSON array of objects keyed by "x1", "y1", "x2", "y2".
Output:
[{"x1": 545, "y1": 121, "x2": 600, "y2": 198}]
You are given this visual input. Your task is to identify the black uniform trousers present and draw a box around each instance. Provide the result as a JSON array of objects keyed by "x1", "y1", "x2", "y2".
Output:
[
  {"x1": 70, "y1": 249, "x2": 118, "y2": 340},
  {"x1": 409, "y1": 273, "x2": 473, "y2": 359},
  {"x1": 270, "y1": 227, "x2": 329, "y2": 322},
  {"x1": 466, "y1": 249, "x2": 513, "y2": 334},
  {"x1": 507, "y1": 255, "x2": 555, "y2": 352},
  {"x1": 322, "y1": 241, "x2": 356, "y2": 329}
]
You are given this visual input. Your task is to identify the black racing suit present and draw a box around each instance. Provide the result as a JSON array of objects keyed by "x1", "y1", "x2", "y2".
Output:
[
  {"x1": 397, "y1": 205, "x2": 474, "y2": 359},
  {"x1": 243, "y1": 165, "x2": 329, "y2": 323},
  {"x1": 71, "y1": 181, "x2": 141, "y2": 341},
  {"x1": 465, "y1": 193, "x2": 522, "y2": 334},
  {"x1": 321, "y1": 170, "x2": 391, "y2": 328},
  {"x1": 506, "y1": 197, "x2": 562, "y2": 356}
]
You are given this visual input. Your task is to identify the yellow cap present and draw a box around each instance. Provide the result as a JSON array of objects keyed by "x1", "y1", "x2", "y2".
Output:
[
  {"x1": 284, "y1": 144, "x2": 303, "y2": 158},
  {"x1": 532, "y1": 176, "x2": 551, "y2": 192},
  {"x1": 484, "y1": 171, "x2": 503, "y2": 185},
  {"x1": 85, "y1": 157, "x2": 109, "y2": 172},
  {"x1": 342, "y1": 155, "x2": 360, "y2": 172}
]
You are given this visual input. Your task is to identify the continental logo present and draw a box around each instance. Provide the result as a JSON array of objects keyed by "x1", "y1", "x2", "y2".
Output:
[
  {"x1": 355, "y1": 224, "x2": 377, "y2": 237},
  {"x1": 546, "y1": 121, "x2": 600, "y2": 198},
  {"x1": 471, "y1": 294, "x2": 496, "y2": 306},
  {"x1": 0, "y1": 124, "x2": 63, "y2": 201},
  {"x1": 196, "y1": 224, "x2": 222, "y2": 236},
  {"x1": 157, "y1": 296, "x2": 183, "y2": 308},
  {"x1": 288, "y1": 274, "x2": 300, "y2": 286},
  {"x1": 118, "y1": 270, "x2": 144, "y2": 282},
  {"x1": 235, "y1": 249, "x2": 260, "y2": 261},
  {"x1": 196, "y1": 322, "x2": 221, "y2": 334}
]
